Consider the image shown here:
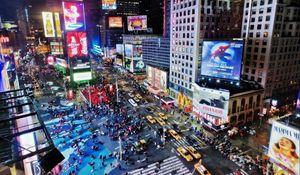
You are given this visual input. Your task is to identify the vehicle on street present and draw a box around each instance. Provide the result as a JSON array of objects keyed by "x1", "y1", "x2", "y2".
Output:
[
  {"x1": 133, "y1": 139, "x2": 147, "y2": 153},
  {"x1": 168, "y1": 129, "x2": 182, "y2": 140},
  {"x1": 194, "y1": 161, "x2": 211, "y2": 175},
  {"x1": 155, "y1": 117, "x2": 166, "y2": 126},
  {"x1": 128, "y1": 93, "x2": 134, "y2": 98},
  {"x1": 136, "y1": 94, "x2": 143, "y2": 100},
  {"x1": 187, "y1": 146, "x2": 201, "y2": 159},
  {"x1": 158, "y1": 112, "x2": 168, "y2": 120},
  {"x1": 134, "y1": 97, "x2": 140, "y2": 103},
  {"x1": 177, "y1": 147, "x2": 193, "y2": 162},
  {"x1": 128, "y1": 99, "x2": 138, "y2": 107},
  {"x1": 146, "y1": 115, "x2": 156, "y2": 124},
  {"x1": 146, "y1": 107, "x2": 154, "y2": 113}
]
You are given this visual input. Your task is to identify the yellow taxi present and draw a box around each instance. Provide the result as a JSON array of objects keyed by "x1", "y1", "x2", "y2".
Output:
[
  {"x1": 194, "y1": 161, "x2": 211, "y2": 175},
  {"x1": 146, "y1": 115, "x2": 156, "y2": 124},
  {"x1": 158, "y1": 112, "x2": 168, "y2": 120},
  {"x1": 168, "y1": 129, "x2": 182, "y2": 140},
  {"x1": 177, "y1": 147, "x2": 193, "y2": 162},
  {"x1": 155, "y1": 117, "x2": 166, "y2": 126},
  {"x1": 187, "y1": 146, "x2": 201, "y2": 159}
]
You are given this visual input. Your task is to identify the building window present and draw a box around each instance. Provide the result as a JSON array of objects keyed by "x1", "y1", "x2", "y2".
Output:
[
  {"x1": 249, "y1": 96, "x2": 253, "y2": 108},
  {"x1": 232, "y1": 100, "x2": 237, "y2": 114},
  {"x1": 241, "y1": 98, "x2": 245, "y2": 111},
  {"x1": 256, "y1": 95, "x2": 261, "y2": 107}
]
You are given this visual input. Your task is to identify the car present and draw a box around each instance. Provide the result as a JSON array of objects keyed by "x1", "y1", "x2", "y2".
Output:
[
  {"x1": 146, "y1": 115, "x2": 156, "y2": 124},
  {"x1": 146, "y1": 107, "x2": 155, "y2": 113},
  {"x1": 128, "y1": 93, "x2": 134, "y2": 98},
  {"x1": 177, "y1": 147, "x2": 193, "y2": 162},
  {"x1": 168, "y1": 129, "x2": 182, "y2": 140},
  {"x1": 194, "y1": 162, "x2": 211, "y2": 175},
  {"x1": 158, "y1": 112, "x2": 168, "y2": 120},
  {"x1": 185, "y1": 135, "x2": 199, "y2": 147},
  {"x1": 128, "y1": 99, "x2": 138, "y2": 107},
  {"x1": 155, "y1": 117, "x2": 166, "y2": 126},
  {"x1": 136, "y1": 94, "x2": 143, "y2": 100},
  {"x1": 133, "y1": 139, "x2": 147, "y2": 153},
  {"x1": 133, "y1": 97, "x2": 140, "y2": 103},
  {"x1": 186, "y1": 146, "x2": 201, "y2": 159}
]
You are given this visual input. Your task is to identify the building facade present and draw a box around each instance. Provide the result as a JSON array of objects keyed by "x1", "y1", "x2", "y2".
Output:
[{"x1": 242, "y1": 0, "x2": 300, "y2": 105}]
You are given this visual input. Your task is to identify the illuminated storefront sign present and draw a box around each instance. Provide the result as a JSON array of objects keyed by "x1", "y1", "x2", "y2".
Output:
[
  {"x1": 50, "y1": 42, "x2": 63, "y2": 55},
  {"x1": 42, "y1": 12, "x2": 55, "y2": 37}
]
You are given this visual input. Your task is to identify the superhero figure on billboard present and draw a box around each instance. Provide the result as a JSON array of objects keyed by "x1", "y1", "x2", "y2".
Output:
[{"x1": 210, "y1": 44, "x2": 232, "y2": 63}]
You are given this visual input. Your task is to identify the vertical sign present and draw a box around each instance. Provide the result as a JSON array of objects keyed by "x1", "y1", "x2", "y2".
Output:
[
  {"x1": 54, "y1": 12, "x2": 62, "y2": 37},
  {"x1": 42, "y1": 12, "x2": 55, "y2": 37},
  {"x1": 62, "y1": 1, "x2": 86, "y2": 31}
]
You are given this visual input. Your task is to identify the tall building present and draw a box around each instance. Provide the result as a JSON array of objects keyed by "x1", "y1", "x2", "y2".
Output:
[
  {"x1": 169, "y1": 0, "x2": 244, "y2": 102},
  {"x1": 242, "y1": 0, "x2": 300, "y2": 105},
  {"x1": 99, "y1": 0, "x2": 141, "y2": 48}
]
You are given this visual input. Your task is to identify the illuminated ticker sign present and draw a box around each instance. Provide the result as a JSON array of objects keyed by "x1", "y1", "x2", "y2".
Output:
[{"x1": 62, "y1": 1, "x2": 86, "y2": 31}]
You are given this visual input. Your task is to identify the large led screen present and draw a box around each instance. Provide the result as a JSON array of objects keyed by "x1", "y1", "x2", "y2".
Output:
[
  {"x1": 50, "y1": 42, "x2": 63, "y2": 55},
  {"x1": 102, "y1": 0, "x2": 117, "y2": 10},
  {"x1": 133, "y1": 45, "x2": 142, "y2": 58},
  {"x1": 73, "y1": 72, "x2": 92, "y2": 82},
  {"x1": 66, "y1": 32, "x2": 88, "y2": 58},
  {"x1": 147, "y1": 66, "x2": 167, "y2": 91},
  {"x1": 127, "y1": 16, "x2": 147, "y2": 31},
  {"x1": 116, "y1": 44, "x2": 124, "y2": 55},
  {"x1": 268, "y1": 121, "x2": 300, "y2": 175},
  {"x1": 54, "y1": 12, "x2": 62, "y2": 37},
  {"x1": 133, "y1": 60, "x2": 145, "y2": 73},
  {"x1": 124, "y1": 44, "x2": 133, "y2": 57},
  {"x1": 108, "y1": 16, "x2": 122, "y2": 28},
  {"x1": 193, "y1": 86, "x2": 229, "y2": 118},
  {"x1": 62, "y1": 2, "x2": 85, "y2": 31},
  {"x1": 42, "y1": 12, "x2": 55, "y2": 37},
  {"x1": 201, "y1": 41, "x2": 243, "y2": 81}
]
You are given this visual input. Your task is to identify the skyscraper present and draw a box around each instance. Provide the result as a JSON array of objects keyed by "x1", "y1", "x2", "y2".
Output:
[{"x1": 242, "y1": 0, "x2": 300, "y2": 105}]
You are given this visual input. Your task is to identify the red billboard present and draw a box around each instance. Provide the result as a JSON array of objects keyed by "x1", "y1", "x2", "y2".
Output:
[
  {"x1": 66, "y1": 32, "x2": 88, "y2": 58},
  {"x1": 62, "y1": 1, "x2": 85, "y2": 31}
]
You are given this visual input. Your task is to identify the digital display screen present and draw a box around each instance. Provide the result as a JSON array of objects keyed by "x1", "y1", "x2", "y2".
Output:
[
  {"x1": 102, "y1": 0, "x2": 117, "y2": 10},
  {"x1": 108, "y1": 16, "x2": 122, "y2": 28},
  {"x1": 127, "y1": 16, "x2": 147, "y2": 31},
  {"x1": 201, "y1": 41, "x2": 243, "y2": 81},
  {"x1": 133, "y1": 60, "x2": 145, "y2": 73},
  {"x1": 42, "y1": 12, "x2": 55, "y2": 37},
  {"x1": 62, "y1": 2, "x2": 85, "y2": 31},
  {"x1": 124, "y1": 44, "x2": 133, "y2": 57},
  {"x1": 66, "y1": 32, "x2": 88, "y2": 58},
  {"x1": 133, "y1": 45, "x2": 142, "y2": 58}
]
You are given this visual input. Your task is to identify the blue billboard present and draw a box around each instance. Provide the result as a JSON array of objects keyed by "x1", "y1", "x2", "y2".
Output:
[{"x1": 201, "y1": 41, "x2": 244, "y2": 81}]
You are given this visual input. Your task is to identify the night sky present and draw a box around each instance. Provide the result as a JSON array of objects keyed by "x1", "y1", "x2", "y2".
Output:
[{"x1": 0, "y1": 0, "x2": 17, "y2": 21}]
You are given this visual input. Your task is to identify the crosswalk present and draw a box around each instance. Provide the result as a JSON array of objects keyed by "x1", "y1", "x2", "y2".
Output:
[{"x1": 127, "y1": 156, "x2": 191, "y2": 175}]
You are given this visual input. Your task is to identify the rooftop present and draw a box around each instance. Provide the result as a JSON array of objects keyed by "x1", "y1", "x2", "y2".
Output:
[
  {"x1": 196, "y1": 78, "x2": 264, "y2": 96},
  {"x1": 277, "y1": 112, "x2": 300, "y2": 130}
]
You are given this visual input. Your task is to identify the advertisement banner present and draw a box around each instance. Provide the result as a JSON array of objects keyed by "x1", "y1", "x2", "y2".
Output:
[
  {"x1": 54, "y1": 12, "x2": 62, "y2": 37},
  {"x1": 296, "y1": 91, "x2": 300, "y2": 109},
  {"x1": 42, "y1": 12, "x2": 55, "y2": 37},
  {"x1": 133, "y1": 60, "x2": 145, "y2": 73},
  {"x1": 55, "y1": 58, "x2": 67, "y2": 68},
  {"x1": 201, "y1": 41, "x2": 243, "y2": 81},
  {"x1": 116, "y1": 44, "x2": 124, "y2": 55},
  {"x1": 124, "y1": 44, "x2": 133, "y2": 57},
  {"x1": 193, "y1": 85, "x2": 229, "y2": 118},
  {"x1": 108, "y1": 16, "x2": 122, "y2": 28},
  {"x1": 66, "y1": 32, "x2": 88, "y2": 58},
  {"x1": 268, "y1": 121, "x2": 300, "y2": 175},
  {"x1": 73, "y1": 72, "x2": 92, "y2": 82},
  {"x1": 62, "y1": 1, "x2": 85, "y2": 31},
  {"x1": 133, "y1": 45, "x2": 142, "y2": 59},
  {"x1": 124, "y1": 58, "x2": 132, "y2": 71},
  {"x1": 102, "y1": 0, "x2": 117, "y2": 10},
  {"x1": 50, "y1": 42, "x2": 63, "y2": 55},
  {"x1": 147, "y1": 66, "x2": 167, "y2": 91},
  {"x1": 127, "y1": 16, "x2": 147, "y2": 31}
]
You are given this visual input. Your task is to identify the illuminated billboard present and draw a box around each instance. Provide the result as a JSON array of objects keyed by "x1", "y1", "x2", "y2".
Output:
[
  {"x1": 73, "y1": 72, "x2": 92, "y2": 82},
  {"x1": 54, "y1": 12, "x2": 62, "y2": 37},
  {"x1": 116, "y1": 44, "x2": 124, "y2": 54},
  {"x1": 147, "y1": 66, "x2": 167, "y2": 91},
  {"x1": 133, "y1": 45, "x2": 142, "y2": 58},
  {"x1": 124, "y1": 58, "x2": 132, "y2": 71},
  {"x1": 124, "y1": 44, "x2": 133, "y2": 57},
  {"x1": 193, "y1": 85, "x2": 230, "y2": 118},
  {"x1": 133, "y1": 60, "x2": 145, "y2": 73},
  {"x1": 102, "y1": 0, "x2": 117, "y2": 10},
  {"x1": 42, "y1": 12, "x2": 55, "y2": 37},
  {"x1": 62, "y1": 1, "x2": 85, "y2": 31},
  {"x1": 268, "y1": 121, "x2": 300, "y2": 175},
  {"x1": 296, "y1": 91, "x2": 300, "y2": 109},
  {"x1": 108, "y1": 16, "x2": 122, "y2": 28},
  {"x1": 66, "y1": 32, "x2": 88, "y2": 58},
  {"x1": 201, "y1": 41, "x2": 243, "y2": 81},
  {"x1": 50, "y1": 42, "x2": 63, "y2": 55},
  {"x1": 127, "y1": 16, "x2": 147, "y2": 31}
]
